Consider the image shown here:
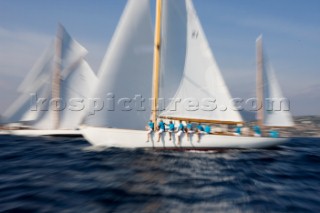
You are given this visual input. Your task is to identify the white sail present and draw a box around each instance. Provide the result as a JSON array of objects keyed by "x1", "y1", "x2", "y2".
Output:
[
  {"x1": 32, "y1": 59, "x2": 96, "y2": 130},
  {"x1": 30, "y1": 61, "x2": 97, "y2": 130},
  {"x1": 17, "y1": 43, "x2": 55, "y2": 93},
  {"x1": 4, "y1": 41, "x2": 54, "y2": 123},
  {"x1": 5, "y1": 42, "x2": 57, "y2": 123},
  {"x1": 160, "y1": 0, "x2": 243, "y2": 123},
  {"x1": 159, "y1": 0, "x2": 187, "y2": 104},
  {"x1": 4, "y1": 25, "x2": 95, "y2": 130},
  {"x1": 59, "y1": 60, "x2": 97, "y2": 129},
  {"x1": 18, "y1": 26, "x2": 87, "y2": 93},
  {"x1": 4, "y1": 93, "x2": 36, "y2": 122},
  {"x1": 85, "y1": 0, "x2": 154, "y2": 130},
  {"x1": 3, "y1": 76, "x2": 51, "y2": 123},
  {"x1": 57, "y1": 25, "x2": 88, "y2": 74},
  {"x1": 257, "y1": 37, "x2": 294, "y2": 127}
]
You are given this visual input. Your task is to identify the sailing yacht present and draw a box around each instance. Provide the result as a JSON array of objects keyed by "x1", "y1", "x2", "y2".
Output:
[
  {"x1": 3, "y1": 25, "x2": 97, "y2": 137},
  {"x1": 256, "y1": 35, "x2": 294, "y2": 128},
  {"x1": 81, "y1": 0, "x2": 294, "y2": 149}
]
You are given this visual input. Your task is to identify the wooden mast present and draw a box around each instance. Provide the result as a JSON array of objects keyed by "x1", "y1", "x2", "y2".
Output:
[
  {"x1": 52, "y1": 24, "x2": 63, "y2": 129},
  {"x1": 151, "y1": 0, "x2": 162, "y2": 124},
  {"x1": 256, "y1": 35, "x2": 264, "y2": 128}
]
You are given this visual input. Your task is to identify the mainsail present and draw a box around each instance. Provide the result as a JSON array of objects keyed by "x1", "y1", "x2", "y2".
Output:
[
  {"x1": 160, "y1": 0, "x2": 243, "y2": 123},
  {"x1": 256, "y1": 36, "x2": 294, "y2": 127},
  {"x1": 18, "y1": 43, "x2": 55, "y2": 93},
  {"x1": 31, "y1": 60, "x2": 97, "y2": 130},
  {"x1": 85, "y1": 0, "x2": 154, "y2": 130},
  {"x1": 159, "y1": 0, "x2": 187, "y2": 103}
]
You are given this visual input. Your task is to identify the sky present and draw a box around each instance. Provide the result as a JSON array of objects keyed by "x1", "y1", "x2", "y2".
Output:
[{"x1": 0, "y1": 0, "x2": 319, "y2": 116}]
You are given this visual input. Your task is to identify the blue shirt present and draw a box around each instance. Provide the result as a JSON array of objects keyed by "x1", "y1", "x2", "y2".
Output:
[
  {"x1": 269, "y1": 130, "x2": 279, "y2": 138},
  {"x1": 148, "y1": 122, "x2": 154, "y2": 131},
  {"x1": 178, "y1": 123, "x2": 184, "y2": 131},
  {"x1": 253, "y1": 126, "x2": 261, "y2": 135},
  {"x1": 158, "y1": 121, "x2": 165, "y2": 130},
  {"x1": 187, "y1": 123, "x2": 192, "y2": 130},
  {"x1": 235, "y1": 126, "x2": 242, "y2": 134},
  {"x1": 169, "y1": 123, "x2": 175, "y2": 131},
  {"x1": 205, "y1": 125, "x2": 211, "y2": 134},
  {"x1": 197, "y1": 125, "x2": 204, "y2": 131}
]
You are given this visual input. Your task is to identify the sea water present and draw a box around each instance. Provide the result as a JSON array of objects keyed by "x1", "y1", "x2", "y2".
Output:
[{"x1": 0, "y1": 135, "x2": 319, "y2": 212}]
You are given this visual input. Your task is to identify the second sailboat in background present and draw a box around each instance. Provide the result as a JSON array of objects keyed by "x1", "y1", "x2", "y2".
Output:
[{"x1": 3, "y1": 25, "x2": 97, "y2": 137}]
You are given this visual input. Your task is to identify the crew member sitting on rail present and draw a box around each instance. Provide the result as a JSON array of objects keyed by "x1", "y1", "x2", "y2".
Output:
[
  {"x1": 197, "y1": 123, "x2": 205, "y2": 142},
  {"x1": 233, "y1": 124, "x2": 242, "y2": 136},
  {"x1": 205, "y1": 125, "x2": 211, "y2": 134},
  {"x1": 146, "y1": 120, "x2": 154, "y2": 142},
  {"x1": 167, "y1": 121, "x2": 175, "y2": 141},
  {"x1": 177, "y1": 120, "x2": 184, "y2": 145},
  {"x1": 269, "y1": 129, "x2": 279, "y2": 138},
  {"x1": 253, "y1": 125, "x2": 262, "y2": 137},
  {"x1": 157, "y1": 119, "x2": 166, "y2": 142},
  {"x1": 186, "y1": 121, "x2": 194, "y2": 141}
]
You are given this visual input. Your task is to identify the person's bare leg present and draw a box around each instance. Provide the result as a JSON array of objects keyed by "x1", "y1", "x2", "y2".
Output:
[{"x1": 146, "y1": 132, "x2": 150, "y2": 142}]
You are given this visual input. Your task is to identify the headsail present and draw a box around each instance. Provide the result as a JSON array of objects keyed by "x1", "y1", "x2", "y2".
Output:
[
  {"x1": 256, "y1": 36, "x2": 294, "y2": 127},
  {"x1": 3, "y1": 78, "x2": 51, "y2": 123},
  {"x1": 160, "y1": 0, "x2": 243, "y2": 124},
  {"x1": 85, "y1": 0, "x2": 154, "y2": 130},
  {"x1": 3, "y1": 44, "x2": 54, "y2": 124}
]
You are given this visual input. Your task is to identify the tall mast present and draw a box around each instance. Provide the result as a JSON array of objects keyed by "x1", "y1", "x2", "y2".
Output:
[
  {"x1": 52, "y1": 24, "x2": 63, "y2": 129},
  {"x1": 256, "y1": 35, "x2": 264, "y2": 128},
  {"x1": 151, "y1": 0, "x2": 162, "y2": 123}
]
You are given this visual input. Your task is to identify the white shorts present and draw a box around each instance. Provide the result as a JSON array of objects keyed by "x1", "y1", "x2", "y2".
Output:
[
  {"x1": 158, "y1": 129, "x2": 164, "y2": 134},
  {"x1": 148, "y1": 129, "x2": 153, "y2": 134},
  {"x1": 177, "y1": 130, "x2": 183, "y2": 137},
  {"x1": 187, "y1": 130, "x2": 194, "y2": 134},
  {"x1": 168, "y1": 130, "x2": 174, "y2": 133},
  {"x1": 254, "y1": 133, "x2": 261, "y2": 137}
]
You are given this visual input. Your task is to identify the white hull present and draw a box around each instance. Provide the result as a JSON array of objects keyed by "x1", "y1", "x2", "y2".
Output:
[
  {"x1": 0, "y1": 130, "x2": 10, "y2": 135},
  {"x1": 8, "y1": 129, "x2": 82, "y2": 137},
  {"x1": 81, "y1": 126, "x2": 289, "y2": 149}
]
